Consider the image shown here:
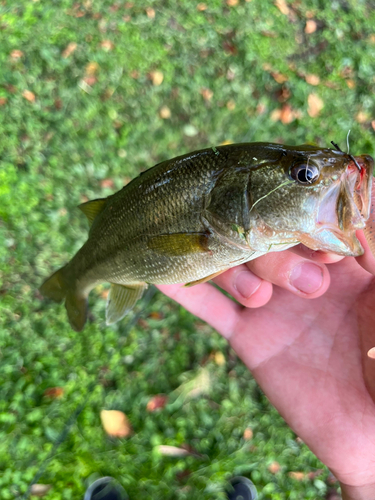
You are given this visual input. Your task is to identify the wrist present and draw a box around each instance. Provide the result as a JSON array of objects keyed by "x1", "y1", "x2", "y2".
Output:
[{"x1": 340, "y1": 482, "x2": 375, "y2": 500}]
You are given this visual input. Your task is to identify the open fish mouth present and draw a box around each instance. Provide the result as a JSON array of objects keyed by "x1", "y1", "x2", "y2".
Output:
[{"x1": 302, "y1": 154, "x2": 374, "y2": 256}]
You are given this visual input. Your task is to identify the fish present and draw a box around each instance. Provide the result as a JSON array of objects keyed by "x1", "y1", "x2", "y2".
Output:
[{"x1": 39, "y1": 142, "x2": 374, "y2": 331}]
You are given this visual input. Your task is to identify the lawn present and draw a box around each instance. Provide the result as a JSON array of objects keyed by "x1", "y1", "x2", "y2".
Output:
[{"x1": 1, "y1": 1, "x2": 375, "y2": 498}]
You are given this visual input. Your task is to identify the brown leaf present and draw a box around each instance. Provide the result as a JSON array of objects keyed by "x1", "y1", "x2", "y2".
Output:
[
  {"x1": 22, "y1": 90, "x2": 35, "y2": 102},
  {"x1": 44, "y1": 387, "x2": 64, "y2": 399},
  {"x1": 305, "y1": 74, "x2": 320, "y2": 86},
  {"x1": 288, "y1": 471, "x2": 306, "y2": 481},
  {"x1": 150, "y1": 70, "x2": 164, "y2": 86},
  {"x1": 346, "y1": 79, "x2": 356, "y2": 89},
  {"x1": 268, "y1": 461, "x2": 281, "y2": 474},
  {"x1": 280, "y1": 103, "x2": 294, "y2": 124},
  {"x1": 243, "y1": 428, "x2": 253, "y2": 440},
  {"x1": 30, "y1": 484, "x2": 52, "y2": 497},
  {"x1": 156, "y1": 445, "x2": 190, "y2": 456},
  {"x1": 307, "y1": 93, "x2": 323, "y2": 117},
  {"x1": 147, "y1": 394, "x2": 168, "y2": 412},
  {"x1": 0, "y1": 97, "x2": 7, "y2": 106},
  {"x1": 200, "y1": 87, "x2": 213, "y2": 101},
  {"x1": 149, "y1": 311, "x2": 163, "y2": 319},
  {"x1": 305, "y1": 19, "x2": 317, "y2": 34},
  {"x1": 197, "y1": 3, "x2": 207, "y2": 10},
  {"x1": 146, "y1": 7, "x2": 155, "y2": 18},
  {"x1": 100, "y1": 178, "x2": 114, "y2": 189},
  {"x1": 100, "y1": 410, "x2": 132, "y2": 438},
  {"x1": 159, "y1": 105, "x2": 171, "y2": 119},
  {"x1": 274, "y1": 0, "x2": 290, "y2": 15},
  {"x1": 226, "y1": 99, "x2": 236, "y2": 110},
  {"x1": 10, "y1": 49, "x2": 24, "y2": 59},
  {"x1": 100, "y1": 40, "x2": 115, "y2": 51},
  {"x1": 272, "y1": 72, "x2": 288, "y2": 84},
  {"x1": 62, "y1": 42, "x2": 77, "y2": 58}
]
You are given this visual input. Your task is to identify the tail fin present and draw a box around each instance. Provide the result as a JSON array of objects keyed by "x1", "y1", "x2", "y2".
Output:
[{"x1": 39, "y1": 266, "x2": 88, "y2": 332}]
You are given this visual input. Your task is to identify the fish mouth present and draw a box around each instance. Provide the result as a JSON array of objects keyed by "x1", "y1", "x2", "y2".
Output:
[{"x1": 301, "y1": 154, "x2": 374, "y2": 256}]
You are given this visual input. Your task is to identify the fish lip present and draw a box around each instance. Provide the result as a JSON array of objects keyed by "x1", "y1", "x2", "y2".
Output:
[{"x1": 310, "y1": 154, "x2": 374, "y2": 256}]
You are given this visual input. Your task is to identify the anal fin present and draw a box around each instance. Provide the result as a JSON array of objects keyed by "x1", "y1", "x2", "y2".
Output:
[
  {"x1": 184, "y1": 269, "x2": 228, "y2": 287},
  {"x1": 106, "y1": 282, "x2": 147, "y2": 325}
]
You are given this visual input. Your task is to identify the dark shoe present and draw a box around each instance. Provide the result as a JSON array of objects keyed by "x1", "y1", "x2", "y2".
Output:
[
  {"x1": 84, "y1": 476, "x2": 129, "y2": 500},
  {"x1": 225, "y1": 476, "x2": 258, "y2": 500}
]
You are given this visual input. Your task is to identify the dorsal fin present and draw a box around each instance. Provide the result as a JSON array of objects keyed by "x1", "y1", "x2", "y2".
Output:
[{"x1": 78, "y1": 198, "x2": 107, "y2": 226}]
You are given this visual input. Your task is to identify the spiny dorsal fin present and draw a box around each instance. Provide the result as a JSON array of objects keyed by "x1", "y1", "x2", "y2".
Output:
[
  {"x1": 106, "y1": 282, "x2": 148, "y2": 325},
  {"x1": 78, "y1": 198, "x2": 107, "y2": 226}
]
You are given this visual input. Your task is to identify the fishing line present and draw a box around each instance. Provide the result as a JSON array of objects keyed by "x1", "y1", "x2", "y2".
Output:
[
  {"x1": 250, "y1": 179, "x2": 294, "y2": 210},
  {"x1": 346, "y1": 129, "x2": 351, "y2": 154},
  {"x1": 21, "y1": 287, "x2": 157, "y2": 499}
]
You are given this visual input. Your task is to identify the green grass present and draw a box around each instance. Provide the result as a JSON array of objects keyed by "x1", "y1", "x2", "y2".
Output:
[{"x1": 1, "y1": 1, "x2": 375, "y2": 498}]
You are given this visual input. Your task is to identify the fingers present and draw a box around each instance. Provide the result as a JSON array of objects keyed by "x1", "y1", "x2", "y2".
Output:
[
  {"x1": 156, "y1": 283, "x2": 241, "y2": 339},
  {"x1": 356, "y1": 230, "x2": 375, "y2": 276},
  {"x1": 213, "y1": 250, "x2": 331, "y2": 306}
]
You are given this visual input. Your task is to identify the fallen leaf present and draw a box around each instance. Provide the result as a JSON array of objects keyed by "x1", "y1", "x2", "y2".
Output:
[
  {"x1": 159, "y1": 105, "x2": 171, "y2": 119},
  {"x1": 100, "y1": 178, "x2": 114, "y2": 189},
  {"x1": 274, "y1": 0, "x2": 289, "y2": 15},
  {"x1": 44, "y1": 387, "x2": 64, "y2": 399},
  {"x1": 100, "y1": 40, "x2": 115, "y2": 51},
  {"x1": 305, "y1": 19, "x2": 317, "y2": 34},
  {"x1": 346, "y1": 79, "x2": 356, "y2": 89},
  {"x1": 123, "y1": 15, "x2": 131, "y2": 21},
  {"x1": 156, "y1": 445, "x2": 190, "y2": 457},
  {"x1": 197, "y1": 3, "x2": 207, "y2": 10},
  {"x1": 146, "y1": 7, "x2": 155, "y2": 18},
  {"x1": 62, "y1": 42, "x2": 77, "y2": 58},
  {"x1": 243, "y1": 428, "x2": 253, "y2": 440},
  {"x1": 356, "y1": 111, "x2": 368, "y2": 124},
  {"x1": 10, "y1": 49, "x2": 24, "y2": 59},
  {"x1": 82, "y1": 76, "x2": 97, "y2": 86},
  {"x1": 200, "y1": 87, "x2": 213, "y2": 101},
  {"x1": 149, "y1": 311, "x2": 163, "y2": 319},
  {"x1": 130, "y1": 69, "x2": 139, "y2": 79},
  {"x1": 272, "y1": 71, "x2": 288, "y2": 84},
  {"x1": 226, "y1": 100, "x2": 235, "y2": 110},
  {"x1": 280, "y1": 103, "x2": 294, "y2": 124},
  {"x1": 368, "y1": 347, "x2": 375, "y2": 359},
  {"x1": 268, "y1": 461, "x2": 281, "y2": 473},
  {"x1": 214, "y1": 351, "x2": 225, "y2": 366},
  {"x1": 288, "y1": 471, "x2": 306, "y2": 481},
  {"x1": 100, "y1": 410, "x2": 132, "y2": 438},
  {"x1": 150, "y1": 70, "x2": 164, "y2": 86},
  {"x1": 226, "y1": 0, "x2": 239, "y2": 5},
  {"x1": 307, "y1": 93, "x2": 323, "y2": 117},
  {"x1": 85, "y1": 61, "x2": 99, "y2": 76},
  {"x1": 305, "y1": 74, "x2": 320, "y2": 85},
  {"x1": 30, "y1": 484, "x2": 52, "y2": 497},
  {"x1": 22, "y1": 90, "x2": 35, "y2": 102},
  {"x1": 0, "y1": 97, "x2": 7, "y2": 106},
  {"x1": 147, "y1": 394, "x2": 168, "y2": 412}
]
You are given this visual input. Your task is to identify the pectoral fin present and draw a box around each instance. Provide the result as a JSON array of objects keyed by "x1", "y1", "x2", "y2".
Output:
[
  {"x1": 148, "y1": 233, "x2": 210, "y2": 257},
  {"x1": 78, "y1": 198, "x2": 107, "y2": 226},
  {"x1": 106, "y1": 282, "x2": 147, "y2": 325},
  {"x1": 185, "y1": 269, "x2": 228, "y2": 287}
]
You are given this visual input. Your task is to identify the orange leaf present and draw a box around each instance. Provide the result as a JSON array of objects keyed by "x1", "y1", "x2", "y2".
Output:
[
  {"x1": 307, "y1": 93, "x2": 323, "y2": 117},
  {"x1": 85, "y1": 62, "x2": 99, "y2": 75},
  {"x1": 268, "y1": 461, "x2": 281, "y2": 473},
  {"x1": 197, "y1": 3, "x2": 207, "y2": 10},
  {"x1": 227, "y1": 0, "x2": 239, "y2": 5},
  {"x1": 159, "y1": 105, "x2": 171, "y2": 119},
  {"x1": 305, "y1": 74, "x2": 320, "y2": 86},
  {"x1": 305, "y1": 19, "x2": 317, "y2": 34},
  {"x1": 200, "y1": 87, "x2": 213, "y2": 101},
  {"x1": 100, "y1": 410, "x2": 132, "y2": 438},
  {"x1": 146, "y1": 7, "x2": 155, "y2": 18},
  {"x1": 288, "y1": 471, "x2": 306, "y2": 481},
  {"x1": 0, "y1": 97, "x2": 7, "y2": 106},
  {"x1": 62, "y1": 42, "x2": 77, "y2": 58},
  {"x1": 100, "y1": 178, "x2": 114, "y2": 189},
  {"x1": 147, "y1": 394, "x2": 168, "y2": 412},
  {"x1": 272, "y1": 72, "x2": 288, "y2": 84},
  {"x1": 274, "y1": 0, "x2": 289, "y2": 15},
  {"x1": 243, "y1": 428, "x2": 253, "y2": 440},
  {"x1": 10, "y1": 49, "x2": 24, "y2": 59},
  {"x1": 280, "y1": 103, "x2": 294, "y2": 124},
  {"x1": 22, "y1": 90, "x2": 35, "y2": 102},
  {"x1": 44, "y1": 387, "x2": 64, "y2": 399}
]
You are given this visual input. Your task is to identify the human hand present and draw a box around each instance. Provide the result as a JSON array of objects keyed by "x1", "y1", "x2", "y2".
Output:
[{"x1": 157, "y1": 230, "x2": 375, "y2": 499}]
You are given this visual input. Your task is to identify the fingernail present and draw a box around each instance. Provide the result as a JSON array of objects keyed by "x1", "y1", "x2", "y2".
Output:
[
  {"x1": 234, "y1": 271, "x2": 262, "y2": 299},
  {"x1": 290, "y1": 262, "x2": 323, "y2": 294}
]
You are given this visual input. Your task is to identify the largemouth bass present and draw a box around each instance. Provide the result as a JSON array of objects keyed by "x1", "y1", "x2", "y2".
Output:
[{"x1": 40, "y1": 143, "x2": 374, "y2": 331}]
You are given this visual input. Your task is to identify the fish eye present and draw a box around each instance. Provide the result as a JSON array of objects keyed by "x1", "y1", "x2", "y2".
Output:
[{"x1": 290, "y1": 162, "x2": 320, "y2": 185}]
